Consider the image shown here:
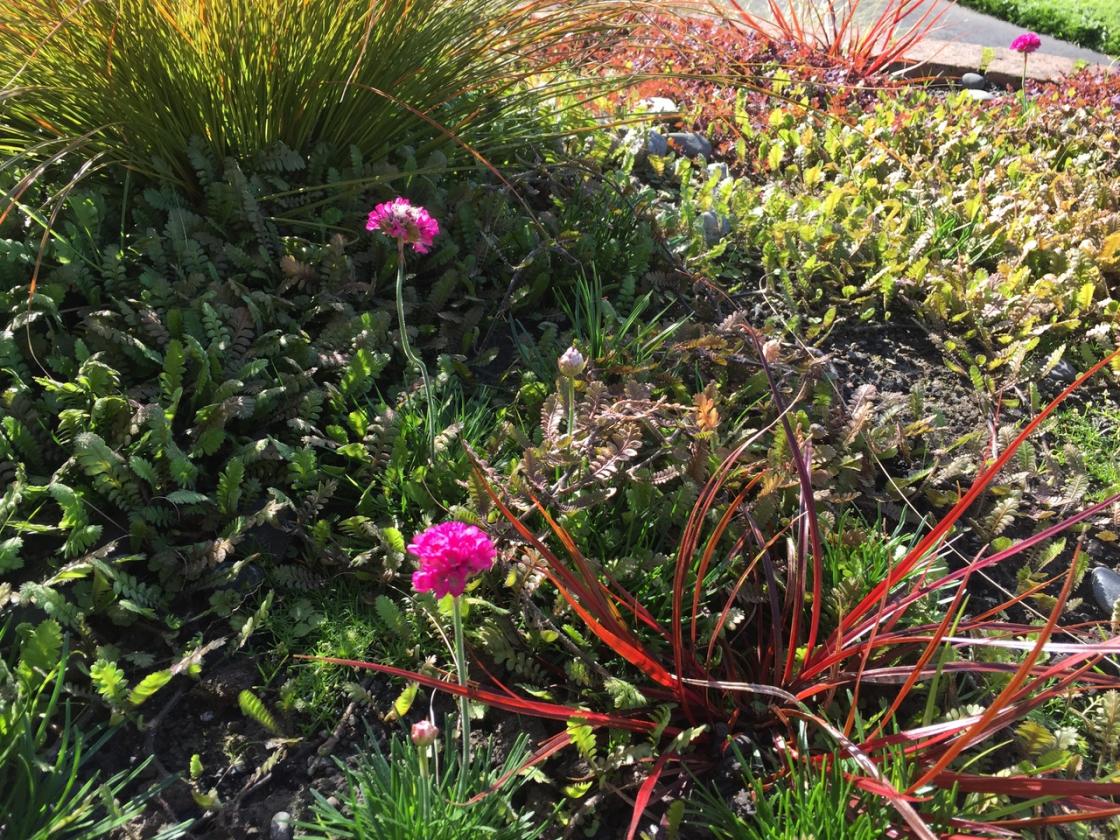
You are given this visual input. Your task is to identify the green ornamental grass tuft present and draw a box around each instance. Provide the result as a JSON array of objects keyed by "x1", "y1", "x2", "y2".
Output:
[
  {"x1": 0, "y1": 0, "x2": 622, "y2": 188},
  {"x1": 299, "y1": 724, "x2": 548, "y2": 840}
]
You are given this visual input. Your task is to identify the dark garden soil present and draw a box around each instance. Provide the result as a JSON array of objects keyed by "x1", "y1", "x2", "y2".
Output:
[
  {"x1": 823, "y1": 316, "x2": 986, "y2": 441},
  {"x1": 104, "y1": 672, "x2": 616, "y2": 839},
  {"x1": 96, "y1": 658, "x2": 343, "y2": 838},
  {"x1": 823, "y1": 316, "x2": 1120, "y2": 634}
]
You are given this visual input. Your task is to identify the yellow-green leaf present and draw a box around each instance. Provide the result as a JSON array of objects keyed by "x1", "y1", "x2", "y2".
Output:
[{"x1": 129, "y1": 669, "x2": 172, "y2": 707}]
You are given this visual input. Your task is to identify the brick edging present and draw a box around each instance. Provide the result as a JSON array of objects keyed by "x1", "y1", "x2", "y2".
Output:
[{"x1": 894, "y1": 39, "x2": 1117, "y2": 87}]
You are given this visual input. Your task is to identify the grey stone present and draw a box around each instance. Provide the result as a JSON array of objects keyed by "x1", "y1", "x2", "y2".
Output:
[
  {"x1": 643, "y1": 131, "x2": 669, "y2": 157},
  {"x1": 668, "y1": 131, "x2": 713, "y2": 159},
  {"x1": 961, "y1": 72, "x2": 987, "y2": 90},
  {"x1": 706, "y1": 162, "x2": 730, "y2": 182},
  {"x1": 965, "y1": 89, "x2": 997, "y2": 101},
  {"x1": 638, "y1": 96, "x2": 678, "y2": 116},
  {"x1": 1045, "y1": 358, "x2": 1078, "y2": 387},
  {"x1": 1091, "y1": 567, "x2": 1120, "y2": 615},
  {"x1": 700, "y1": 211, "x2": 731, "y2": 246},
  {"x1": 270, "y1": 812, "x2": 292, "y2": 840}
]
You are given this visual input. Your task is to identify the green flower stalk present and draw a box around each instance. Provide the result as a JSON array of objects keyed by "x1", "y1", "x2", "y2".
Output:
[
  {"x1": 558, "y1": 346, "x2": 586, "y2": 441},
  {"x1": 367, "y1": 198, "x2": 440, "y2": 452},
  {"x1": 1009, "y1": 32, "x2": 1041, "y2": 107}
]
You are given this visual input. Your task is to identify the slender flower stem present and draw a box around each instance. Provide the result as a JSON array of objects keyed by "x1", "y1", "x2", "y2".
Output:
[
  {"x1": 564, "y1": 377, "x2": 577, "y2": 441},
  {"x1": 451, "y1": 595, "x2": 471, "y2": 793},
  {"x1": 417, "y1": 740, "x2": 431, "y2": 819},
  {"x1": 395, "y1": 240, "x2": 436, "y2": 453}
]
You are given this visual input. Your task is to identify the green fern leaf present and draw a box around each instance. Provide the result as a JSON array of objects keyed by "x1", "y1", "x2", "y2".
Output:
[
  {"x1": 91, "y1": 658, "x2": 129, "y2": 706},
  {"x1": 129, "y1": 455, "x2": 160, "y2": 487},
  {"x1": 238, "y1": 689, "x2": 281, "y2": 734},
  {"x1": 604, "y1": 677, "x2": 647, "y2": 710},
  {"x1": 567, "y1": 720, "x2": 597, "y2": 764},
  {"x1": 129, "y1": 670, "x2": 173, "y2": 707},
  {"x1": 374, "y1": 594, "x2": 407, "y2": 638},
  {"x1": 18, "y1": 619, "x2": 62, "y2": 677},
  {"x1": 217, "y1": 457, "x2": 245, "y2": 515},
  {"x1": 165, "y1": 490, "x2": 211, "y2": 505},
  {"x1": 160, "y1": 339, "x2": 186, "y2": 400}
]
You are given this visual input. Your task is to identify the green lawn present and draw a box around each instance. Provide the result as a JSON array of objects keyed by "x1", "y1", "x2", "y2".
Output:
[{"x1": 958, "y1": 0, "x2": 1120, "y2": 56}]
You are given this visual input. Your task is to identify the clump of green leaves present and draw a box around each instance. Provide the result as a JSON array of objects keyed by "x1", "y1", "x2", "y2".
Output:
[
  {"x1": 0, "y1": 620, "x2": 190, "y2": 839},
  {"x1": 1047, "y1": 404, "x2": 1120, "y2": 501},
  {"x1": 300, "y1": 724, "x2": 549, "y2": 840},
  {"x1": 688, "y1": 746, "x2": 896, "y2": 839},
  {"x1": 0, "y1": 137, "x2": 556, "y2": 648},
  {"x1": 268, "y1": 584, "x2": 430, "y2": 732}
]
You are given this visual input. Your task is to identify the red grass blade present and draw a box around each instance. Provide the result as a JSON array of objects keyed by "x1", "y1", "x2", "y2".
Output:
[
  {"x1": 461, "y1": 729, "x2": 573, "y2": 806},
  {"x1": 299, "y1": 655, "x2": 659, "y2": 732},
  {"x1": 625, "y1": 750, "x2": 675, "y2": 840},
  {"x1": 934, "y1": 772, "x2": 1120, "y2": 799},
  {"x1": 907, "y1": 553, "x2": 1080, "y2": 792},
  {"x1": 831, "y1": 347, "x2": 1120, "y2": 648}
]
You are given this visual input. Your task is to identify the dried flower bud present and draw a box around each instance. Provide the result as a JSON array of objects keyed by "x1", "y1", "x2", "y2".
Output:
[
  {"x1": 558, "y1": 346, "x2": 586, "y2": 378},
  {"x1": 411, "y1": 719, "x2": 439, "y2": 747},
  {"x1": 761, "y1": 339, "x2": 781, "y2": 364}
]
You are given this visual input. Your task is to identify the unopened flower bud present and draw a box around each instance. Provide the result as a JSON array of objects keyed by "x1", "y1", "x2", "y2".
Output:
[
  {"x1": 411, "y1": 719, "x2": 439, "y2": 747},
  {"x1": 558, "y1": 346, "x2": 586, "y2": 378},
  {"x1": 761, "y1": 339, "x2": 781, "y2": 364}
]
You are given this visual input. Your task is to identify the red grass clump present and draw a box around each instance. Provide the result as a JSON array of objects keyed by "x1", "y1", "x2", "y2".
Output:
[
  {"x1": 544, "y1": 13, "x2": 913, "y2": 158},
  {"x1": 311, "y1": 335, "x2": 1120, "y2": 838}
]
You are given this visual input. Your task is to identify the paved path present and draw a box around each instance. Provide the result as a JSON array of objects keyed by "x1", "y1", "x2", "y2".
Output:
[{"x1": 720, "y1": 1, "x2": 1116, "y2": 66}]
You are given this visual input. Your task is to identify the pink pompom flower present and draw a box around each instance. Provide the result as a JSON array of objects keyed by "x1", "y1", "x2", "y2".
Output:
[
  {"x1": 366, "y1": 197, "x2": 440, "y2": 254},
  {"x1": 411, "y1": 719, "x2": 440, "y2": 747},
  {"x1": 409, "y1": 522, "x2": 496, "y2": 598},
  {"x1": 1010, "y1": 32, "x2": 1041, "y2": 54}
]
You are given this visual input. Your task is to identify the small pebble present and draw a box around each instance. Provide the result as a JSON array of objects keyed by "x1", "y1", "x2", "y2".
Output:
[
  {"x1": 638, "y1": 96, "x2": 678, "y2": 116},
  {"x1": 269, "y1": 811, "x2": 292, "y2": 840},
  {"x1": 1090, "y1": 567, "x2": 1120, "y2": 615},
  {"x1": 700, "y1": 211, "x2": 731, "y2": 246},
  {"x1": 1045, "y1": 358, "x2": 1078, "y2": 387},
  {"x1": 706, "y1": 162, "x2": 730, "y2": 182},
  {"x1": 961, "y1": 72, "x2": 987, "y2": 90},
  {"x1": 199, "y1": 710, "x2": 215, "y2": 723},
  {"x1": 327, "y1": 796, "x2": 341, "y2": 808},
  {"x1": 965, "y1": 89, "x2": 997, "y2": 102}
]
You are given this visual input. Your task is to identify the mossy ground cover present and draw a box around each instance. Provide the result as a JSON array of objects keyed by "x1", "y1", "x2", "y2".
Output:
[{"x1": 2, "y1": 4, "x2": 1120, "y2": 839}]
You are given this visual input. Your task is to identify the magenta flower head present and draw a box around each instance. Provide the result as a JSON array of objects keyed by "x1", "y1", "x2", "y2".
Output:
[
  {"x1": 366, "y1": 197, "x2": 440, "y2": 254},
  {"x1": 409, "y1": 521, "x2": 496, "y2": 598},
  {"x1": 1010, "y1": 32, "x2": 1041, "y2": 54}
]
